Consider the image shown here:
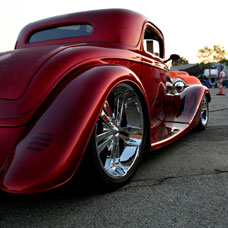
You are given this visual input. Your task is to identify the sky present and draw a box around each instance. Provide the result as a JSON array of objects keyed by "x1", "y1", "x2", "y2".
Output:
[{"x1": 0, "y1": 0, "x2": 227, "y2": 63}]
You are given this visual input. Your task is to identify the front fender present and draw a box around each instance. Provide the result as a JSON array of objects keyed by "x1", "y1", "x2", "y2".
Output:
[
  {"x1": 0, "y1": 65, "x2": 149, "y2": 193},
  {"x1": 165, "y1": 85, "x2": 210, "y2": 126}
]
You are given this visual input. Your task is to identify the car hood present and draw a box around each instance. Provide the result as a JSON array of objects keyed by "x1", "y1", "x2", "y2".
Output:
[{"x1": 0, "y1": 46, "x2": 65, "y2": 99}]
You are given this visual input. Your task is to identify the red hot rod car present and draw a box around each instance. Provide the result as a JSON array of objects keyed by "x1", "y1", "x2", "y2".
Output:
[{"x1": 0, "y1": 9, "x2": 210, "y2": 193}]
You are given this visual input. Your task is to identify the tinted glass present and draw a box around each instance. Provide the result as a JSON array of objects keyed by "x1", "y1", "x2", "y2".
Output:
[{"x1": 29, "y1": 24, "x2": 93, "y2": 43}]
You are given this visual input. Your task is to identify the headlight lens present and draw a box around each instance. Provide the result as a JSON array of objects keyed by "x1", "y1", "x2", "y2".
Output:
[{"x1": 174, "y1": 81, "x2": 185, "y2": 94}]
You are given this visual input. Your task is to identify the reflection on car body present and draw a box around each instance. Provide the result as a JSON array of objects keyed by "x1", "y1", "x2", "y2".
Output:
[{"x1": 0, "y1": 9, "x2": 210, "y2": 193}]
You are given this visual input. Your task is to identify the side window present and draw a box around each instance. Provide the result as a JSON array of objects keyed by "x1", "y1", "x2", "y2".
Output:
[{"x1": 143, "y1": 26, "x2": 163, "y2": 58}]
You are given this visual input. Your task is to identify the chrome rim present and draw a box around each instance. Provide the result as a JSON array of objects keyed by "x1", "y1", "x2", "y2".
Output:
[
  {"x1": 95, "y1": 83, "x2": 144, "y2": 179},
  {"x1": 200, "y1": 96, "x2": 208, "y2": 126}
]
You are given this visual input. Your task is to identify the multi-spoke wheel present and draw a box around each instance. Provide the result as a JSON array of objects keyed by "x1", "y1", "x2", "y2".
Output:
[
  {"x1": 197, "y1": 95, "x2": 209, "y2": 130},
  {"x1": 89, "y1": 83, "x2": 146, "y2": 187}
]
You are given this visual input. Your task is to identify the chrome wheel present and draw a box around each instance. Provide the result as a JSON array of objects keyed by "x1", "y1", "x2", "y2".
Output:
[
  {"x1": 200, "y1": 96, "x2": 209, "y2": 127},
  {"x1": 94, "y1": 83, "x2": 145, "y2": 182},
  {"x1": 197, "y1": 95, "x2": 209, "y2": 130}
]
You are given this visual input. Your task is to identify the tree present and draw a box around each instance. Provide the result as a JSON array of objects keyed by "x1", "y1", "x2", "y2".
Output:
[
  {"x1": 219, "y1": 58, "x2": 228, "y2": 66},
  {"x1": 197, "y1": 44, "x2": 227, "y2": 63},
  {"x1": 172, "y1": 56, "x2": 189, "y2": 66}
]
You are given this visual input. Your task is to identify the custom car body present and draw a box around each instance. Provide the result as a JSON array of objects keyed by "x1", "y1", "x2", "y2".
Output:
[{"x1": 0, "y1": 9, "x2": 210, "y2": 193}]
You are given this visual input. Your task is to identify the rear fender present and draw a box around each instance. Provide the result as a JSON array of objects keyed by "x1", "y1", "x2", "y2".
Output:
[{"x1": 0, "y1": 65, "x2": 149, "y2": 193}]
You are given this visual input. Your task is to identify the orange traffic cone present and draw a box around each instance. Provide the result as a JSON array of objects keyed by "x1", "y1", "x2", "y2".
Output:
[{"x1": 216, "y1": 72, "x2": 225, "y2": 95}]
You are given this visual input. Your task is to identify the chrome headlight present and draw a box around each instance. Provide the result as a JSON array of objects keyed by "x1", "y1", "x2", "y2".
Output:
[{"x1": 174, "y1": 81, "x2": 185, "y2": 94}]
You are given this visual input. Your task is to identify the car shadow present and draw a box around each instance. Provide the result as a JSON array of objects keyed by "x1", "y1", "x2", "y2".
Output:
[{"x1": 0, "y1": 127, "x2": 207, "y2": 206}]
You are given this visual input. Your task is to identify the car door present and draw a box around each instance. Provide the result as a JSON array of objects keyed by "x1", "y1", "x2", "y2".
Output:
[{"x1": 140, "y1": 23, "x2": 174, "y2": 144}]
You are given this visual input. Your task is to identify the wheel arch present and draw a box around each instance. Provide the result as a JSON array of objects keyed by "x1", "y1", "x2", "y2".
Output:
[
  {"x1": 0, "y1": 64, "x2": 150, "y2": 193},
  {"x1": 205, "y1": 91, "x2": 211, "y2": 103}
]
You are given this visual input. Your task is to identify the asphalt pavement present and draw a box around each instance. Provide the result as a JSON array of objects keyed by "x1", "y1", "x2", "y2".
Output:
[{"x1": 0, "y1": 87, "x2": 228, "y2": 228}]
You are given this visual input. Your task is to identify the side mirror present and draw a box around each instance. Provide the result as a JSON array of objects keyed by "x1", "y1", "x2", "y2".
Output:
[{"x1": 164, "y1": 54, "x2": 180, "y2": 63}]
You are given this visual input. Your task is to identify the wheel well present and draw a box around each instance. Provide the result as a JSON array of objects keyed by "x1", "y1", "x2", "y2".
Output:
[{"x1": 205, "y1": 92, "x2": 211, "y2": 103}]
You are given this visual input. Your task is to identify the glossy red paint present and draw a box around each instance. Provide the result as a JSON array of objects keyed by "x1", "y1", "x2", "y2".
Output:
[
  {"x1": 1, "y1": 66, "x2": 148, "y2": 193},
  {"x1": 16, "y1": 9, "x2": 147, "y2": 50},
  {"x1": 0, "y1": 9, "x2": 210, "y2": 193}
]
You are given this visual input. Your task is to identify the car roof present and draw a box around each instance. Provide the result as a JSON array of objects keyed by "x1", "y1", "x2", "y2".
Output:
[{"x1": 16, "y1": 9, "x2": 150, "y2": 49}]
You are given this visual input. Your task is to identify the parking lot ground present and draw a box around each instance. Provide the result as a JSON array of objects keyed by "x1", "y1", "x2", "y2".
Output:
[{"x1": 0, "y1": 88, "x2": 228, "y2": 228}]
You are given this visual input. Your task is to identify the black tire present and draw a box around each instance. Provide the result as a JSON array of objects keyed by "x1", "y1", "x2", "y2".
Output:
[{"x1": 88, "y1": 82, "x2": 147, "y2": 189}]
